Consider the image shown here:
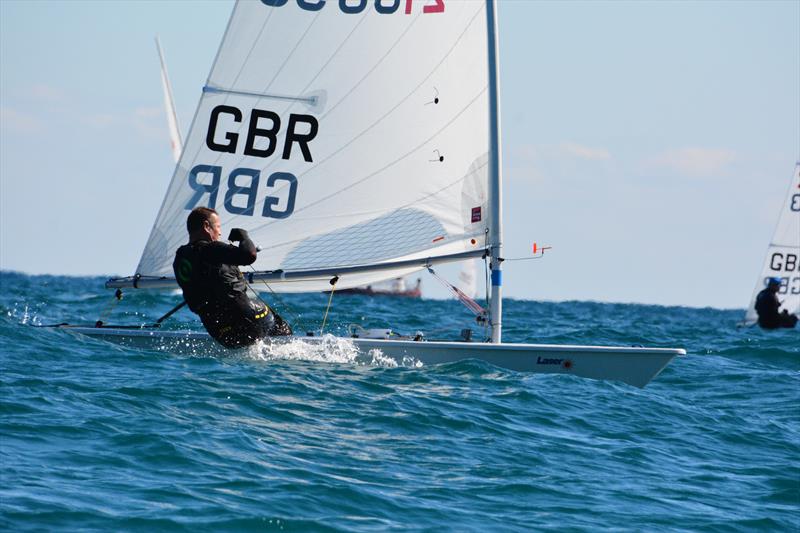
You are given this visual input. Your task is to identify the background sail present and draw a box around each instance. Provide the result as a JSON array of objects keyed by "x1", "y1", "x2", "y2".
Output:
[
  {"x1": 457, "y1": 258, "x2": 480, "y2": 299},
  {"x1": 156, "y1": 36, "x2": 183, "y2": 163},
  {"x1": 743, "y1": 163, "x2": 800, "y2": 324},
  {"x1": 136, "y1": 0, "x2": 490, "y2": 291}
]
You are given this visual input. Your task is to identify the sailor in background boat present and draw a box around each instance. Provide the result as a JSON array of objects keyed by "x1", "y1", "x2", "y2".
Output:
[
  {"x1": 173, "y1": 207, "x2": 292, "y2": 348},
  {"x1": 755, "y1": 277, "x2": 799, "y2": 329}
]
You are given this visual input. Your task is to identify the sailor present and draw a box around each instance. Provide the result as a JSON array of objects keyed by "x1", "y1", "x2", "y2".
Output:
[
  {"x1": 173, "y1": 207, "x2": 291, "y2": 348},
  {"x1": 755, "y1": 277, "x2": 799, "y2": 329}
]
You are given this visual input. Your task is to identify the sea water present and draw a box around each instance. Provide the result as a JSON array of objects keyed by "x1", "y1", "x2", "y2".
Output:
[{"x1": 1, "y1": 271, "x2": 798, "y2": 531}]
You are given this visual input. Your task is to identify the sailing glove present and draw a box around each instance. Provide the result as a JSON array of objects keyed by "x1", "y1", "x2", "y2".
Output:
[{"x1": 228, "y1": 228, "x2": 249, "y2": 242}]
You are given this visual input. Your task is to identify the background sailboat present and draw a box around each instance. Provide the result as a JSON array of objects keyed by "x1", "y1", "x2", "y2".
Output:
[
  {"x1": 156, "y1": 36, "x2": 183, "y2": 164},
  {"x1": 742, "y1": 162, "x2": 800, "y2": 325},
  {"x1": 457, "y1": 259, "x2": 480, "y2": 300}
]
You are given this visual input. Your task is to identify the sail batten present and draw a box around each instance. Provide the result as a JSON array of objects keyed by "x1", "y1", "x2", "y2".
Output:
[{"x1": 203, "y1": 85, "x2": 318, "y2": 105}]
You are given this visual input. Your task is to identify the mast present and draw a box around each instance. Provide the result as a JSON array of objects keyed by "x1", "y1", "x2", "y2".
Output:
[{"x1": 486, "y1": 0, "x2": 504, "y2": 343}]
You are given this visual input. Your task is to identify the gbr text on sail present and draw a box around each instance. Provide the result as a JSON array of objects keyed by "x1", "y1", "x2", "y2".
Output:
[{"x1": 184, "y1": 105, "x2": 318, "y2": 219}]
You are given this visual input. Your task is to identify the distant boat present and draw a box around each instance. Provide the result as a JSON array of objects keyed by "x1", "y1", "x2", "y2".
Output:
[
  {"x1": 335, "y1": 277, "x2": 422, "y2": 298},
  {"x1": 742, "y1": 162, "x2": 800, "y2": 326}
]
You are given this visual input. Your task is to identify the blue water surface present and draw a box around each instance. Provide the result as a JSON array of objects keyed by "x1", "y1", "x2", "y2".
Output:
[{"x1": 1, "y1": 271, "x2": 798, "y2": 531}]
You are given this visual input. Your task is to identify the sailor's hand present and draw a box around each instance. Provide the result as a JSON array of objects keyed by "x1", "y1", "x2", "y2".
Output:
[{"x1": 228, "y1": 228, "x2": 249, "y2": 242}]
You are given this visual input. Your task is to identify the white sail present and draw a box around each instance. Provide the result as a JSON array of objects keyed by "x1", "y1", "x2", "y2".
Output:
[
  {"x1": 743, "y1": 162, "x2": 800, "y2": 324},
  {"x1": 156, "y1": 36, "x2": 183, "y2": 163},
  {"x1": 457, "y1": 258, "x2": 479, "y2": 299},
  {"x1": 133, "y1": 1, "x2": 491, "y2": 293}
]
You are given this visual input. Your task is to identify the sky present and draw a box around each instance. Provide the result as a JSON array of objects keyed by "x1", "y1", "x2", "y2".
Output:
[{"x1": 1, "y1": 0, "x2": 798, "y2": 309}]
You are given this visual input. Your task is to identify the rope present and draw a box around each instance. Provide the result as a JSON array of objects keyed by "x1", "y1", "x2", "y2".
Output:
[
  {"x1": 320, "y1": 276, "x2": 339, "y2": 336},
  {"x1": 95, "y1": 289, "x2": 123, "y2": 327},
  {"x1": 427, "y1": 267, "x2": 486, "y2": 317},
  {"x1": 244, "y1": 268, "x2": 308, "y2": 333}
]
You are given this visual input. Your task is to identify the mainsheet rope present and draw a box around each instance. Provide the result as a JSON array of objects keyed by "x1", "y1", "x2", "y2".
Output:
[
  {"x1": 245, "y1": 265, "x2": 312, "y2": 335},
  {"x1": 95, "y1": 289, "x2": 123, "y2": 327},
  {"x1": 427, "y1": 267, "x2": 486, "y2": 317},
  {"x1": 319, "y1": 276, "x2": 339, "y2": 336}
]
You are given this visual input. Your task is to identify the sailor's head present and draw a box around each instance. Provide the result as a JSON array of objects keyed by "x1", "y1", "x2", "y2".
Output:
[
  {"x1": 187, "y1": 207, "x2": 221, "y2": 242},
  {"x1": 767, "y1": 277, "x2": 782, "y2": 289}
]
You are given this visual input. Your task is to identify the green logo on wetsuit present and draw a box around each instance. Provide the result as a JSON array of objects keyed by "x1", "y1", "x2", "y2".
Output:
[{"x1": 177, "y1": 258, "x2": 193, "y2": 283}]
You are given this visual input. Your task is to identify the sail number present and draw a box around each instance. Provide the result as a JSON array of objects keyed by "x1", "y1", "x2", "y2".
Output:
[
  {"x1": 261, "y1": 0, "x2": 444, "y2": 14},
  {"x1": 770, "y1": 253, "x2": 798, "y2": 273},
  {"x1": 186, "y1": 165, "x2": 297, "y2": 219},
  {"x1": 764, "y1": 275, "x2": 800, "y2": 295},
  {"x1": 185, "y1": 104, "x2": 318, "y2": 218},
  {"x1": 205, "y1": 105, "x2": 317, "y2": 162},
  {"x1": 768, "y1": 253, "x2": 800, "y2": 295}
]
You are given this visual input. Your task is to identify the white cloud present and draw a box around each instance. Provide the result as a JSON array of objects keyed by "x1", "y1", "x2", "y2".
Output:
[
  {"x1": 558, "y1": 142, "x2": 612, "y2": 161},
  {"x1": 505, "y1": 142, "x2": 614, "y2": 187},
  {"x1": 135, "y1": 106, "x2": 162, "y2": 119},
  {"x1": 83, "y1": 113, "x2": 119, "y2": 129},
  {"x1": 133, "y1": 106, "x2": 167, "y2": 141},
  {"x1": 30, "y1": 84, "x2": 65, "y2": 103},
  {"x1": 81, "y1": 107, "x2": 164, "y2": 141},
  {"x1": 513, "y1": 142, "x2": 612, "y2": 162},
  {"x1": 0, "y1": 107, "x2": 43, "y2": 133},
  {"x1": 647, "y1": 147, "x2": 736, "y2": 177}
]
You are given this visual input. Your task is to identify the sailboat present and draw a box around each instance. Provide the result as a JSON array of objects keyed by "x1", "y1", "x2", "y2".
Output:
[
  {"x1": 51, "y1": 0, "x2": 684, "y2": 387},
  {"x1": 742, "y1": 162, "x2": 800, "y2": 326}
]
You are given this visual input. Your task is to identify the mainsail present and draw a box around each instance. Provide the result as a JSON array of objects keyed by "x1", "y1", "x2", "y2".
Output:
[
  {"x1": 122, "y1": 0, "x2": 494, "y2": 294},
  {"x1": 743, "y1": 162, "x2": 800, "y2": 324}
]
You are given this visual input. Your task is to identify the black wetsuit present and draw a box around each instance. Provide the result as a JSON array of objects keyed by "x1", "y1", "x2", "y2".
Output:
[
  {"x1": 173, "y1": 235, "x2": 291, "y2": 348},
  {"x1": 755, "y1": 287, "x2": 798, "y2": 329}
]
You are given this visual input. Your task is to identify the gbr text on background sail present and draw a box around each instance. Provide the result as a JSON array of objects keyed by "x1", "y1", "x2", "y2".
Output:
[{"x1": 768, "y1": 190, "x2": 800, "y2": 295}]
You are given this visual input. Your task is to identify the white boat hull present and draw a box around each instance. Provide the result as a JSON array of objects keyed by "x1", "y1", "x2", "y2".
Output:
[{"x1": 57, "y1": 326, "x2": 685, "y2": 388}]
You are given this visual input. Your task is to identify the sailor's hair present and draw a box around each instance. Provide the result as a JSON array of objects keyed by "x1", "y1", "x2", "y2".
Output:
[{"x1": 187, "y1": 207, "x2": 218, "y2": 232}]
